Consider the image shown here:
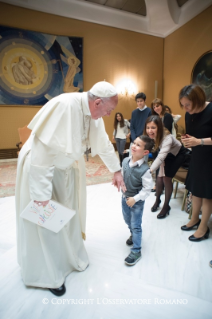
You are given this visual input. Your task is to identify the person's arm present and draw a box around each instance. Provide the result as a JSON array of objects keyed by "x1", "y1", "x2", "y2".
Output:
[
  {"x1": 112, "y1": 129, "x2": 115, "y2": 142},
  {"x1": 130, "y1": 112, "x2": 136, "y2": 142},
  {"x1": 150, "y1": 135, "x2": 172, "y2": 172},
  {"x1": 29, "y1": 136, "x2": 57, "y2": 205},
  {"x1": 163, "y1": 113, "x2": 173, "y2": 133},
  {"x1": 125, "y1": 120, "x2": 131, "y2": 138},
  {"x1": 201, "y1": 137, "x2": 212, "y2": 145},
  {"x1": 173, "y1": 114, "x2": 181, "y2": 123},
  {"x1": 89, "y1": 118, "x2": 126, "y2": 192},
  {"x1": 123, "y1": 120, "x2": 130, "y2": 138}
]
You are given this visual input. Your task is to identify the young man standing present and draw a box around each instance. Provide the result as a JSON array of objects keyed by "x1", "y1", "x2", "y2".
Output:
[{"x1": 130, "y1": 93, "x2": 152, "y2": 143}]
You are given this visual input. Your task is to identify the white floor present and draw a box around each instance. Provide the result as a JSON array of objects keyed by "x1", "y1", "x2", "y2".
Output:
[{"x1": 0, "y1": 184, "x2": 212, "y2": 319}]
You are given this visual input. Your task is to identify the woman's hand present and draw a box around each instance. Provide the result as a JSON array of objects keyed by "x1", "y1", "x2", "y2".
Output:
[
  {"x1": 126, "y1": 133, "x2": 131, "y2": 139},
  {"x1": 112, "y1": 136, "x2": 115, "y2": 142},
  {"x1": 34, "y1": 200, "x2": 49, "y2": 207},
  {"x1": 181, "y1": 134, "x2": 186, "y2": 144},
  {"x1": 181, "y1": 134, "x2": 200, "y2": 147}
]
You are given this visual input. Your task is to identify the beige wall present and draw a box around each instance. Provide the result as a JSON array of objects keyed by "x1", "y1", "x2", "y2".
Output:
[
  {"x1": 163, "y1": 5, "x2": 212, "y2": 127},
  {"x1": 0, "y1": 3, "x2": 163, "y2": 149}
]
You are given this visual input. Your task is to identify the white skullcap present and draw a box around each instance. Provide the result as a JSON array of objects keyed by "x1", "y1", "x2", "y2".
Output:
[{"x1": 90, "y1": 81, "x2": 117, "y2": 98}]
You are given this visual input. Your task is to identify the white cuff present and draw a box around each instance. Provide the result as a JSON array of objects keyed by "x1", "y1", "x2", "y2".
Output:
[{"x1": 134, "y1": 194, "x2": 141, "y2": 202}]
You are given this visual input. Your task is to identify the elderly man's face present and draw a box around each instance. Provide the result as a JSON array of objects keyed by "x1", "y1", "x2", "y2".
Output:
[{"x1": 90, "y1": 95, "x2": 118, "y2": 120}]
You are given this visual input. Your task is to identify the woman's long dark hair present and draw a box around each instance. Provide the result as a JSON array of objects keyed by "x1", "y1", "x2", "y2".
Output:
[
  {"x1": 114, "y1": 112, "x2": 124, "y2": 130},
  {"x1": 143, "y1": 115, "x2": 170, "y2": 150}
]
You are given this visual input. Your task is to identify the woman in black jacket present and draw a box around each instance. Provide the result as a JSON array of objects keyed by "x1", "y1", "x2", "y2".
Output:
[{"x1": 151, "y1": 98, "x2": 173, "y2": 133}]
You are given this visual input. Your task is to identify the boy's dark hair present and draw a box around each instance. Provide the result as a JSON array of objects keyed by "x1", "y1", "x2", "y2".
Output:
[
  {"x1": 135, "y1": 92, "x2": 146, "y2": 101},
  {"x1": 138, "y1": 135, "x2": 154, "y2": 152}
]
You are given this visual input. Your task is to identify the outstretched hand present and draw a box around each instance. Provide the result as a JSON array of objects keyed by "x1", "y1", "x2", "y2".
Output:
[{"x1": 112, "y1": 171, "x2": 127, "y2": 192}]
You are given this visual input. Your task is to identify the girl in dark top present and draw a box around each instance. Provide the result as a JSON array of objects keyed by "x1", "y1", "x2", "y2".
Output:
[
  {"x1": 165, "y1": 105, "x2": 181, "y2": 137},
  {"x1": 180, "y1": 84, "x2": 212, "y2": 242},
  {"x1": 151, "y1": 98, "x2": 173, "y2": 133},
  {"x1": 112, "y1": 112, "x2": 130, "y2": 166}
]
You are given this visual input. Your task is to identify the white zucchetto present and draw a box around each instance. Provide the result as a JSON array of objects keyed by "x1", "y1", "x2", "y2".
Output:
[{"x1": 90, "y1": 81, "x2": 117, "y2": 98}]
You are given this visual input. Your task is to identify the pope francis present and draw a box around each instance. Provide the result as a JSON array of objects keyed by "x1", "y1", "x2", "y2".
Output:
[{"x1": 15, "y1": 81, "x2": 125, "y2": 296}]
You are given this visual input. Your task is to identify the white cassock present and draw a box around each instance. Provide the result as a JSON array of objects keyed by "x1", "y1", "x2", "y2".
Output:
[{"x1": 15, "y1": 92, "x2": 120, "y2": 288}]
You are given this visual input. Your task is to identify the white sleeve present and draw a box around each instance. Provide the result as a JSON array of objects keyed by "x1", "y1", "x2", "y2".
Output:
[
  {"x1": 134, "y1": 169, "x2": 153, "y2": 202},
  {"x1": 150, "y1": 135, "x2": 172, "y2": 172},
  {"x1": 173, "y1": 115, "x2": 181, "y2": 123},
  {"x1": 29, "y1": 136, "x2": 57, "y2": 201},
  {"x1": 90, "y1": 118, "x2": 121, "y2": 173},
  {"x1": 124, "y1": 119, "x2": 130, "y2": 129}
]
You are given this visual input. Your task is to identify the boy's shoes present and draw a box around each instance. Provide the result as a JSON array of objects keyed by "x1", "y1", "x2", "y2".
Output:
[
  {"x1": 125, "y1": 251, "x2": 141, "y2": 266},
  {"x1": 126, "y1": 235, "x2": 133, "y2": 246}
]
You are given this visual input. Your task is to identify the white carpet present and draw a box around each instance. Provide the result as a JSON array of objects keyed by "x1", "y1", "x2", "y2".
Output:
[{"x1": 0, "y1": 183, "x2": 212, "y2": 319}]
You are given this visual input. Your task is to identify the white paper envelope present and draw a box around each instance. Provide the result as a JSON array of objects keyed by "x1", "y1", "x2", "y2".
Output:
[{"x1": 20, "y1": 200, "x2": 76, "y2": 233}]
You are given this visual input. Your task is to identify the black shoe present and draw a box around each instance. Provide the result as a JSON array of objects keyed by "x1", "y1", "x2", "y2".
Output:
[
  {"x1": 49, "y1": 283, "x2": 66, "y2": 296},
  {"x1": 126, "y1": 235, "x2": 133, "y2": 246},
  {"x1": 188, "y1": 228, "x2": 210, "y2": 242},
  {"x1": 125, "y1": 251, "x2": 141, "y2": 266},
  {"x1": 151, "y1": 200, "x2": 161, "y2": 212},
  {"x1": 181, "y1": 220, "x2": 201, "y2": 231},
  {"x1": 157, "y1": 206, "x2": 171, "y2": 219}
]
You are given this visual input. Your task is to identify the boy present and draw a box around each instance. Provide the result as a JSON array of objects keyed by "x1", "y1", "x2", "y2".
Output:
[
  {"x1": 122, "y1": 135, "x2": 154, "y2": 266},
  {"x1": 130, "y1": 93, "x2": 152, "y2": 142}
]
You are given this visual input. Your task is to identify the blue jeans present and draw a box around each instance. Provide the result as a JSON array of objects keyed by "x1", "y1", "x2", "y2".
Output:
[
  {"x1": 115, "y1": 138, "x2": 126, "y2": 156},
  {"x1": 122, "y1": 196, "x2": 144, "y2": 253}
]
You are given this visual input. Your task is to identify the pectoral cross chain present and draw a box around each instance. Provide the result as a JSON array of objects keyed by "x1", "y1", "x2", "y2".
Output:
[{"x1": 85, "y1": 146, "x2": 89, "y2": 162}]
